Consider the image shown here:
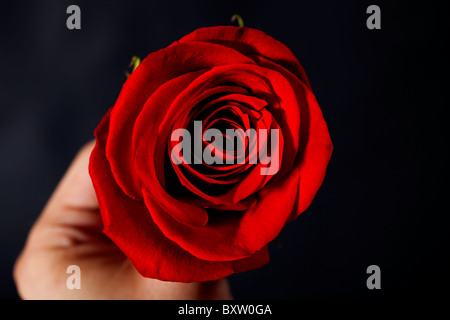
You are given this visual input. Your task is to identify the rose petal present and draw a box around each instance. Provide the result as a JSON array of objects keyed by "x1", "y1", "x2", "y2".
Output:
[
  {"x1": 174, "y1": 26, "x2": 312, "y2": 89},
  {"x1": 132, "y1": 71, "x2": 210, "y2": 228},
  {"x1": 143, "y1": 165, "x2": 300, "y2": 261},
  {"x1": 250, "y1": 55, "x2": 333, "y2": 218}
]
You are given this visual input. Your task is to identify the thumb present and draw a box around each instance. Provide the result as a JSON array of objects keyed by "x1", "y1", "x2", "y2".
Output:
[{"x1": 40, "y1": 141, "x2": 99, "y2": 224}]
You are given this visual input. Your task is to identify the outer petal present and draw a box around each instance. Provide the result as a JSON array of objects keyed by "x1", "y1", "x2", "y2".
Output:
[
  {"x1": 143, "y1": 164, "x2": 301, "y2": 261},
  {"x1": 174, "y1": 26, "x2": 312, "y2": 89},
  {"x1": 132, "y1": 70, "x2": 211, "y2": 228},
  {"x1": 294, "y1": 86, "x2": 333, "y2": 216},
  {"x1": 89, "y1": 108, "x2": 270, "y2": 282},
  {"x1": 247, "y1": 54, "x2": 333, "y2": 217}
]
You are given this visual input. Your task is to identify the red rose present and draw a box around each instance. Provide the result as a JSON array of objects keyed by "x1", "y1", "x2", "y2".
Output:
[{"x1": 89, "y1": 26, "x2": 333, "y2": 282}]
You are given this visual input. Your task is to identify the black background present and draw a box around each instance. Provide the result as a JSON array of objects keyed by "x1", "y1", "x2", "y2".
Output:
[{"x1": 0, "y1": 0, "x2": 448, "y2": 300}]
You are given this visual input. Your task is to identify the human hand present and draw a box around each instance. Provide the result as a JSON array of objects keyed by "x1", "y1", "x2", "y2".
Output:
[{"x1": 14, "y1": 141, "x2": 232, "y2": 300}]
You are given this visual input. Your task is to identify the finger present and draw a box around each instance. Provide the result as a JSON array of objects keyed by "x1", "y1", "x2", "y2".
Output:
[
  {"x1": 52, "y1": 141, "x2": 98, "y2": 209},
  {"x1": 40, "y1": 141, "x2": 99, "y2": 223},
  {"x1": 26, "y1": 141, "x2": 107, "y2": 251}
]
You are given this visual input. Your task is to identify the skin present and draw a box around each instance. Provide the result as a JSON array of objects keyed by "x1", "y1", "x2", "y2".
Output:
[{"x1": 13, "y1": 141, "x2": 232, "y2": 300}]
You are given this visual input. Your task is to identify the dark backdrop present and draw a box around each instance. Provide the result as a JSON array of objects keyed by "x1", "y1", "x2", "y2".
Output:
[{"x1": 1, "y1": 0, "x2": 448, "y2": 299}]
